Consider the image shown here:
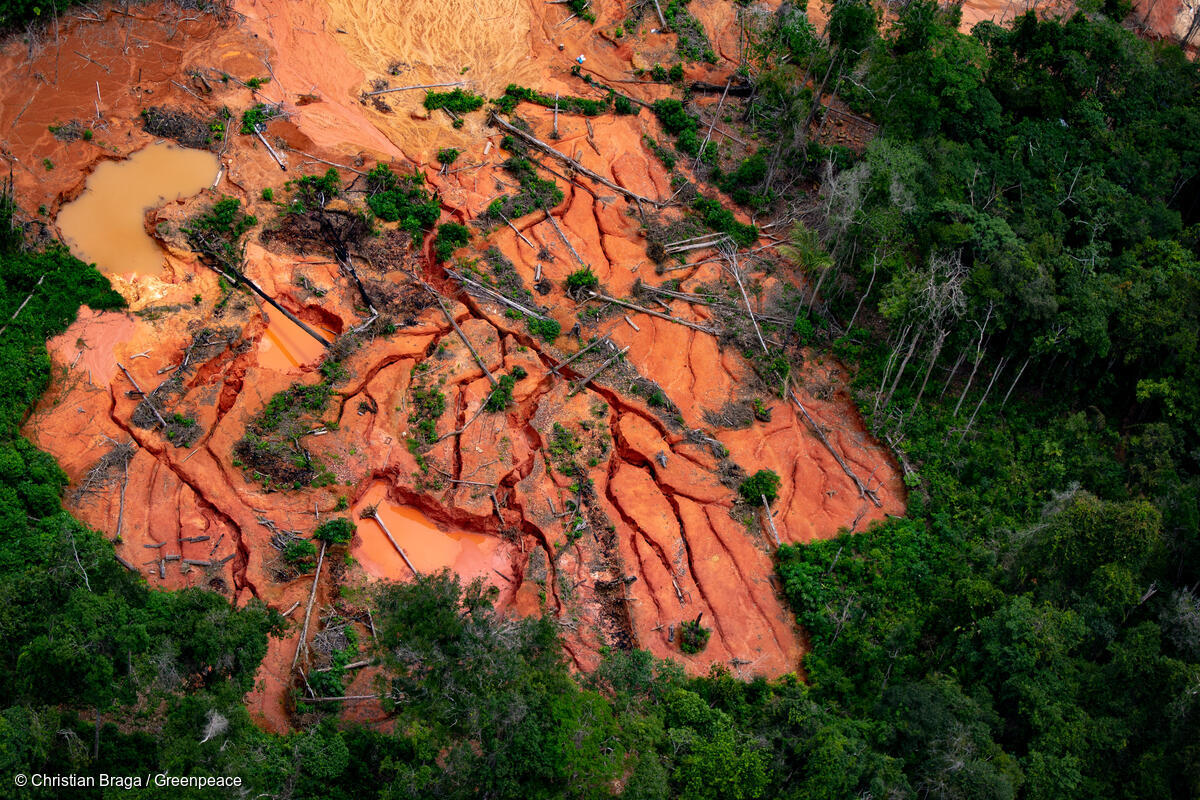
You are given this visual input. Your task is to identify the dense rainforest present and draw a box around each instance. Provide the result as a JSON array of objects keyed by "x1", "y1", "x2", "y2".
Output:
[{"x1": 1, "y1": 0, "x2": 1198, "y2": 798}]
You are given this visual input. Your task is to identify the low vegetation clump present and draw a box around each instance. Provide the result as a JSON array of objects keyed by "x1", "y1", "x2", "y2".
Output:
[
  {"x1": 715, "y1": 151, "x2": 773, "y2": 210},
  {"x1": 183, "y1": 197, "x2": 258, "y2": 273},
  {"x1": 643, "y1": 135, "x2": 677, "y2": 169},
  {"x1": 493, "y1": 85, "x2": 608, "y2": 116},
  {"x1": 678, "y1": 614, "x2": 712, "y2": 654},
  {"x1": 547, "y1": 422, "x2": 584, "y2": 474},
  {"x1": 484, "y1": 374, "x2": 517, "y2": 412},
  {"x1": 663, "y1": 0, "x2": 716, "y2": 63},
  {"x1": 433, "y1": 222, "x2": 471, "y2": 261},
  {"x1": 739, "y1": 469, "x2": 780, "y2": 503},
  {"x1": 651, "y1": 98, "x2": 712, "y2": 160},
  {"x1": 283, "y1": 538, "x2": 319, "y2": 572},
  {"x1": 364, "y1": 164, "x2": 441, "y2": 236},
  {"x1": 234, "y1": 380, "x2": 338, "y2": 490},
  {"x1": 526, "y1": 316, "x2": 561, "y2": 342},
  {"x1": 408, "y1": 382, "x2": 447, "y2": 446},
  {"x1": 436, "y1": 148, "x2": 460, "y2": 166},
  {"x1": 312, "y1": 517, "x2": 355, "y2": 545},
  {"x1": 239, "y1": 102, "x2": 281, "y2": 134},
  {"x1": 692, "y1": 197, "x2": 757, "y2": 246},
  {"x1": 564, "y1": 266, "x2": 599, "y2": 296},
  {"x1": 423, "y1": 88, "x2": 485, "y2": 114},
  {"x1": 286, "y1": 167, "x2": 342, "y2": 213},
  {"x1": 483, "y1": 156, "x2": 564, "y2": 222}
]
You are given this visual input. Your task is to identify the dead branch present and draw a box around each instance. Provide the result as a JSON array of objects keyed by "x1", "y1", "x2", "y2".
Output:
[
  {"x1": 550, "y1": 335, "x2": 611, "y2": 374},
  {"x1": 365, "y1": 81, "x2": 463, "y2": 97},
  {"x1": 587, "y1": 291, "x2": 718, "y2": 334},
  {"x1": 116, "y1": 363, "x2": 168, "y2": 429},
  {"x1": 571, "y1": 345, "x2": 630, "y2": 394},
  {"x1": 490, "y1": 113, "x2": 663, "y2": 207},
  {"x1": 291, "y1": 539, "x2": 327, "y2": 671}
]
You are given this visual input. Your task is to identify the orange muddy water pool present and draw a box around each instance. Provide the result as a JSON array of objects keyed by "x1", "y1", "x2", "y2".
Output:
[
  {"x1": 352, "y1": 484, "x2": 504, "y2": 585},
  {"x1": 258, "y1": 304, "x2": 332, "y2": 371},
  {"x1": 56, "y1": 143, "x2": 218, "y2": 275}
]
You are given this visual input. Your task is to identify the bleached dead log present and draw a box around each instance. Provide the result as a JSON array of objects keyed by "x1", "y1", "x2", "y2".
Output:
[
  {"x1": 446, "y1": 268, "x2": 550, "y2": 320},
  {"x1": 369, "y1": 511, "x2": 419, "y2": 578},
  {"x1": 429, "y1": 288, "x2": 498, "y2": 386},
  {"x1": 790, "y1": 389, "x2": 882, "y2": 508},
  {"x1": 761, "y1": 495, "x2": 781, "y2": 547},
  {"x1": 365, "y1": 81, "x2": 463, "y2": 97},
  {"x1": 694, "y1": 78, "x2": 731, "y2": 170},
  {"x1": 498, "y1": 210, "x2": 535, "y2": 249},
  {"x1": 291, "y1": 540, "x2": 327, "y2": 671},
  {"x1": 543, "y1": 211, "x2": 587, "y2": 267},
  {"x1": 588, "y1": 292, "x2": 718, "y2": 334},
  {"x1": 116, "y1": 363, "x2": 168, "y2": 429},
  {"x1": 253, "y1": 129, "x2": 287, "y2": 171},
  {"x1": 722, "y1": 246, "x2": 768, "y2": 353}
]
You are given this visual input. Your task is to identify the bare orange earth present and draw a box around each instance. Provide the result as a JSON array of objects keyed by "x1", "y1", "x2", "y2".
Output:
[{"x1": 6, "y1": 0, "x2": 1188, "y2": 733}]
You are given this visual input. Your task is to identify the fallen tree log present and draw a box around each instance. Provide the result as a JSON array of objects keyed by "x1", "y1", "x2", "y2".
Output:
[
  {"x1": 689, "y1": 80, "x2": 754, "y2": 96},
  {"x1": 550, "y1": 335, "x2": 611, "y2": 374},
  {"x1": 587, "y1": 291, "x2": 719, "y2": 334},
  {"x1": 490, "y1": 113, "x2": 663, "y2": 207},
  {"x1": 571, "y1": 345, "x2": 630, "y2": 394}
]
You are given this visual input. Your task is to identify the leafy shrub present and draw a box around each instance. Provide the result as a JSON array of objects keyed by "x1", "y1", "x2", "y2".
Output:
[
  {"x1": 716, "y1": 152, "x2": 772, "y2": 209},
  {"x1": 692, "y1": 197, "x2": 757, "y2": 246},
  {"x1": 739, "y1": 469, "x2": 781, "y2": 503},
  {"x1": 485, "y1": 374, "x2": 516, "y2": 412},
  {"x1": 423, "y1": 88, "x2": 485, "y2": 113},
  {"x1": 239, "y1": 103, "x2": 279, "y2": 134},
  {"x1": 433, "y1": 222, "x2": 471, "y2": 261},
  {"x1": 283, "y1": 539, "x2": 318, "y2": 569},
  {"x1": 612, "y1": 93, "x2": 637, "y2": 115},
  {"x1": 365, "y1": 165, "x2": 441, "y2": 236},
  {"x1": 313, "y1": 518, "x2": 355, "y2": 545},
  {"x1": 287, "y1": 168, "x2": 341, "y2": 212},
  {"x1": 565, "y1": 267, "x2": 600, "y2": 294},
  {"x1": 527, "y1": 316, "x2": 561, "y2": 342},
  {"x1": 436, "y1": 148, "x2": 460, "y2": 165},
  {"x1": 494, "y1": 85, "x2": 608, "y2": 116},
  {"x1": 678, "y1": 615, "x2": 712, "y2": 653}
]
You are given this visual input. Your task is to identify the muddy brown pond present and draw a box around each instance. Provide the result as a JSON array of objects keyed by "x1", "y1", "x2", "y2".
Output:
[{"x1": 56, "y1": 143, "x2": 218, "y2": 275}]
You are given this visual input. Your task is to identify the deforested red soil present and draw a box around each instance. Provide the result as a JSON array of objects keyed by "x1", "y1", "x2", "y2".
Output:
[{"x1": 15, "y1": 0, "x2": 1184, "y2": 732}]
